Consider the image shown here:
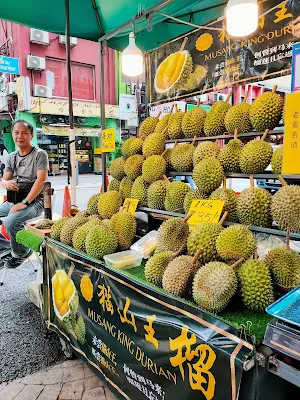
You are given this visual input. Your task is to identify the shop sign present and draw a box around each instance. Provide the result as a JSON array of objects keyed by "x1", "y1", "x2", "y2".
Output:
[
  {"x1": 42, "y1": 125, "x2": 101, "y2": 137},
  {"x1": 282, "y1": 92, "x2": 300, "y2": 174},
  {"x1": 187, "y1": 200, "x2": 225, "y2": 231},
  {"x1": 46, "y1": 240, "x2": 253, "y2": 400},
  {"x1": 291, "y1": 42, "x2": 300, "y2": 92},
  {"x1": 101, "y1": 128, "x2": 115, "y2": 153},
  {"x1": 148, "y1": 0, "x2": 300, "y2": 104},
  {"x1": 122, "y1": 198, "x2": 139, "y2": 216},
  {"x1": 149, "y1": 101, "x2": 186, "y2": 117},
  {"x1": 0, "y1": 56, "x2": 19, "y2": 74},
  {"x1": 119, "y1": 94, "x2": 138, "y2": 126}
]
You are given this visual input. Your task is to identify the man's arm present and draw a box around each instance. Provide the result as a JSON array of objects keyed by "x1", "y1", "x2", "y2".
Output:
[{"x1": 0, "y1": 171, "x2": 19, "y2": 191}]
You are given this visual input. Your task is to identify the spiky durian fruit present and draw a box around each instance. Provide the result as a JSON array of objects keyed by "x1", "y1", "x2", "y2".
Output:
[
  {"x1": 224, "y1": 102, "x2": 252, "y2": 134},
  {"x1": 193, "y1": 261, "x2": 238, "y2": 312},
  {"x1": 74, "y1": 315, "x2": 86, "y2": 345},
  {"x1": 184, "y1": 189, "x2": 206, "y2": 214},
  {"x1": 238, "y1": 260, "x2": 274, "y2": 311},
  {"x1": 218, "y1": 136, "x2": 244, "y2": 173},
  {"x1": 131, "y1": 176, "x2": 149, "y2": 207},
  {"x1": 85, "y1": 225, "x2": 118, "y2": 259},
  {"x1": 110, "y1": 212, "x2": 137, "y2": 250},
  {"x1": 145, "y1": 251, "x2": 173, "y2": 286},
  {"x1": 87, "y1": 193, "x2": 102, "y2": 215},
  {"x1": 164, "y1": 181, "x2": 190, "y2": 213},
  {"x1": 142, "y1": 132, "x2": 166, "y2": 158},
  {"x1": 187, "y1": 223, "x2": 224, "y2": 263},
  {"x1": 163, "y1": 148, "x2": 173, "y2": 171},
  {"x1": 139, "y1": 115, "x2": 160, "y2": 140},
  {"x1": 162, "y1": 255, "x2": 201, "y2": 297},
  {"x1": 193, "y1": 157, "x2": 224, "y2": 194},
  {"x1": 168, "y1": 111, "x2": 184, "y2": 139},
  {"x1": 204, "y1": 97, "x2": 231, "y2": 136},
  {"x1": 154, "y1": 114, "x2": 170, "y2": 135},
  {"x1": 122, "y1": 138, "x2": 143, "y2": 159},
  {"x1": 108, "y1": 179, "x2": 120, "y2": 192},
  {"x1": 109, "y1": 157, "x2": 126, "y2": 181},
  {"x1": 239, "y1": 134, "x2": 273, "y2": 174},
  {"x1": 60, "y1": 213, "x2": 89, "y2": 246},
  {"x1": 210, "y1": 188, "x2": 238, "y2": 222},
  {"x1": 119, "y1": 177, "x2": 133, "y2": 200},
  {"x1": 156, "y1": 217, "x2": 190, "y2": 253},
  {"x1": 72, "y1": 219, "x2": 101, "y2": 252},
  {"x1": 265, "y1": 247, "x2": 300, "y2": 290},
  {"x1": 182, "y1": 106, "x2": 207, "y2": 138},
  {"x1": 147, "y1": 180, "x2": 168, "y2": 210},
  {"x1": 124, "y1": 154, "x2": 144, "y2": 180},
  {"x1": 272, "y1": 183, "x2": 300, "y2": 233},
  {"x1": 170, "y1": 142, "x2": 195, "y2": 172},
  {"x1": 237, "y1": 183, "x2": 272, "y2": 227},
  {"x1": 51, "y1": 217, "x2": 70, "y2": 241},
  {"x1": 271, "y1": 145, "x2": 283, "y2": 176},
  {"x1": 250, "y1": 88, "x2": 284, "y2": 131},
  {"x1": 142, "y1": 155, "x2": 166, "y2": 184},
  {"x1": 193, "y1": 141, "x2": 220, "y2": 166},
  {"x1": 216, "y1": 224, "x2": 257, "y2": 261},
  {"x1": 98, "y1": 191, "x2": 122, "y2": 219}
]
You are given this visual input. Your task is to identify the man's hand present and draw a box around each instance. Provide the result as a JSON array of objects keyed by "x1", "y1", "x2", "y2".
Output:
[
  {"x1": 2, "y1": 180, "x2": 19, "y2": 191},
  {"x1": 9, "y1": 203, "x2": 27, "y2": 214}
]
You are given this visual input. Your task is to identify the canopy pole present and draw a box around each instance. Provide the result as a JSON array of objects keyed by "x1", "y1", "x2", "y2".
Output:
[
  {"x1": 65, "y1": 0, "x2": 77, "y2": 206},
  {"x1": 99, "y1": 39, "x2": 107, "y2": 192}
]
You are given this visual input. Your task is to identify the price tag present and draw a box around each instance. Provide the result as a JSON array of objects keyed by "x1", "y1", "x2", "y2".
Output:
[
  {"x1": 101, "y1": 128, "x2": 115, "y2": 153},
  {"x1": 122, "y1": 198, "x2": 139, "y2": 216},
  {"x1": 187, "y1": 200, "x2": 224, "y2": 230}
]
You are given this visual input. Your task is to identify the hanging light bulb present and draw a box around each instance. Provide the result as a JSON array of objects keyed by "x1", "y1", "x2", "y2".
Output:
[
  {"x1": 226, "y1": 0, "x2": 258, "y2": 37},
  {"x1": 122, "y1": 32, "x2": 144, "y2": 77}
]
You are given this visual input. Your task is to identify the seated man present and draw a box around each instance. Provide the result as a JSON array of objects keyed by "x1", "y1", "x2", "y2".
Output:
[{"x1": 0, "y1": 120, "x2": 48, "y2": 268}]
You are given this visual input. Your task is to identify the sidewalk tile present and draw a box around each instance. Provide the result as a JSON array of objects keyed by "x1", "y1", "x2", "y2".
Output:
[
  {"x1": 61, "y1": 359, "x2": 83, "y2": 369},
  {"x1": 14, "y1": 385, "x2": 43, "y2": 400},
  {"x1": 51, "y1": 363, "x2": 62, "y2": 370},
  {"x1": 37, "y1": 384, "x2": 62, "y2": 400},
  {"x1": 82, "y1": 387, "x2": 105, "y2": 400},
  {"x1": 59, "y1": 380, "x2": 84, "y2": 400},
  {"x1": 83, "y1": 364, "x2": 95, "y2": 379},
  {"x1": 22, "y1": 371, "x2": 46, "y2": 385},
  {"x1": 105, "y1": 388, "x2": 117, "y2": 400},
  {"x1": 0, "y1": 382, "x2": 8, "y2": 392},
  {"x1": 0, "y1": 382, "x2": 24, "y2": 400},
  {"x1": 42, "y1": 368, "x2": 63, "y2": 385},
  {"x1": 84, "y1": 376, "x2": 104, "y2": 390},
  {"x1": 62, "y1": 364, "x2": 84, "y2": 383}
]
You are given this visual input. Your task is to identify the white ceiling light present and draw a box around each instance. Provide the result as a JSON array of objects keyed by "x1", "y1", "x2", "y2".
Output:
[
  {"x1": 122, "y1": 32, "x2": 144, "y2": 77},
  {"x1": 226, "y1": 0, "x2": 258, "y2": 37}
]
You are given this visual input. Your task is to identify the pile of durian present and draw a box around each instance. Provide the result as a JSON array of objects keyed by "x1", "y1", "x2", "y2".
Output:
[{"x1": 144, "y1": 215, "x2": 300, "y2": 313}]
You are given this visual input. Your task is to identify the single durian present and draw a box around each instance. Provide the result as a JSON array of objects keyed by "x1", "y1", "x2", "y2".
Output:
[
  {"x1": 238, "y1": 260, "x2": 274, "y2": 311},
  {"x1": 139, "y1": 114, "x2": 160, "y2": 140},
  {"x1": 216, "y1": 224, "x2": 257, "y2": 261},
  {"x1": 109, "y1": 157, "x2": 126, "y2": 181},
  {"x1": 154, "y1": 114, "x2": 171, "y2": 135},
  {"x1": 170, "y1": 138, "x2": 196, "y2": 172},
  {"x1": 162, "y1": 254, "x2": 201, "y2": 297},
  {"x1": 184, "y1": 188, "x2": 206, "y2": 214},
  {"x1": 72, "y1": 219, "x2": 101, "y2": 252},
  {"x1": 147, "y1": 180, "x2": 168, "y2": 210},
  {"x1": 131, "y1": 176, "x2": 149, "y2": 207},
  {"x1": 156, "y1": 217, "x2": 190, "y2": 253},
  {"x1": 145, "y1": 251, "x2": 173, "y2": 286},
  {"x1": 224, "y1": 92, "x2": 252, "y2": 133},
  {"x1": 87, "y1": 193, "x2": 101, "y2": 215},
  {"x1": 122, "y1": 138, "x2": 143, "y2": 159},
  {"x1": 218, "y1": 129, "x2": 244, "y2": 172},
  {"x1": 124, "y1": 154, "x2": 144, "y2": 180},
  {"x1": 182, "y1": 100, "x2": 207, "y2": 138},
  {"x1": 239, "y1": 130, "x2": 273, "y2": 174},
  {"x1": 164, "y1": 181, "x2": 190, "y2": 213},
  {"x1": 193, "y1": 141, "x2": 220, "y2": 166},
  {"x1": 193, "y1": 157, "x2": 224, "y2": 194},
  {"x1": 271, "y1": 145, "x2": 283, "y2": 176},
  {"x1": 209, "y1": 185, "x2": 238, "y2": 222},
  {"x1": 142, "y1": 131, "x2": 166, "y2": 159},
  {"x1": 60, "y1": 213, "x2": 89, "y2": 246},
  {"x1": 119, "y1": 177, "x2": 133, "y2": 200},
  {"x1": 204, "y1": 91, "x2": 232, "y2": 136},
  {"x1": 168, "y1": 108, "x2": 184, "y2": 139},
  {"x1": 237, "y1": 177, "x2": 272, "y2": 227},
  {"x1": 98, "y1": 191, "x2": 122, "y2": 219},
  {"x1": 110, "y1": 211, "x2": 137, "y2": 250},
  {"x1": 250, "y1": 86, "x2": 284, "y2": 131},
  {"x1": 51, "y1": 217, "x2": 70, "y2": 241},
  {"x1": 73, "y1": 315, "x2": 86, "y2": 345},
  {"x1": 108, "y1": 179, "x2": 120, "y2": 192},
  {"x1": 142, "y1": 154, "x2": 166, "y2": 184},
  {"x1": 85, "y1": 225, "x2": 118, "y2": 259},
  {"x1": 163, "y1": 147, "x2": 173, "y2": 171},
  {"x1": 272, "y1": 177, "x2": 300, "y2": 233},
  {"x1": 265, "y1": 235, "x2": 300, "y2": 290},
  {"x1": 193, "y1": 261, "x2": 238, "y2": 312}
]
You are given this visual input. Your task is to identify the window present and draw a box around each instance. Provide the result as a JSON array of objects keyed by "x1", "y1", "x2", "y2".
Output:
[{"x1": 46, "y1": 58, "x2": 95, "y2": 100}]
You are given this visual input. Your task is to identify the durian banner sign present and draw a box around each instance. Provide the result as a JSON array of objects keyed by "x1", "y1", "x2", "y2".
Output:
[
  {"x1": 148, "y1": 0, "x2": 300, "y2": 105},
  {"x1": 45, "y1": 240, "x2": 253, "y2": 400}
]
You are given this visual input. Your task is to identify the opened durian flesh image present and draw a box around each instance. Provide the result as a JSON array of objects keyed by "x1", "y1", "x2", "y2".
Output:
[{"x1": 52, "y1": 268, "x2": 79, "y2": 321}]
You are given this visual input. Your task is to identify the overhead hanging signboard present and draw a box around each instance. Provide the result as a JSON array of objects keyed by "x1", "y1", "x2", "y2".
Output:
[
  {"x1": 148, "y1": 0, "x2": 300, "y2": 105},
  {"x1": 0, "y1": 56, "x2": 19, "y2": 74}
]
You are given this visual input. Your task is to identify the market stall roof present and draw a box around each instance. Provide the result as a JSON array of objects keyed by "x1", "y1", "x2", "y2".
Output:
[{"x1": 0, "y1": 0, "x2": 226, "y2": 51}]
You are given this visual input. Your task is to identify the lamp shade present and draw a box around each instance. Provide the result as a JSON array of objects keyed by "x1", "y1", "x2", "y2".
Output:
[
  {"x1": 226, "y1": 0, "x2": 258, "y2": 37},
  {"x1": 122, "y1": 32, "x2": 144, "y2": 77}
]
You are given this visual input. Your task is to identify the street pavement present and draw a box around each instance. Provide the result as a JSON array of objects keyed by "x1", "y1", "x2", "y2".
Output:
[{"x1": 0, "y1": 359, "x2": 117, "y2": 400}]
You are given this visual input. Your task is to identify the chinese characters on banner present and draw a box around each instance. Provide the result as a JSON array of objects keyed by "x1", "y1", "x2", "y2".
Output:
[
  {"x1": 46, "y1": 241, "x2": 253, "y2": 400},
  {"x1": 148, "y1": 0, "x2": 300, "y2": 104}
]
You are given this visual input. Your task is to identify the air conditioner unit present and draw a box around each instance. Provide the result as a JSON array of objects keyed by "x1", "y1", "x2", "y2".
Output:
[
  {"x1": 30, "y1": 29, "x2": 49, "y2": 46},
  {"x1": 59, "y1": 35, "x2": 77, "y2": 47},
  {"x1": 7, "y1": 82, "x2": 16, "y2": 95},
  {"x1": 26, "y1": 55, "x2": 46, "y2": 71},
  {"x1": 33, "y1": 84, "x2": 52, "y2": 98}
]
